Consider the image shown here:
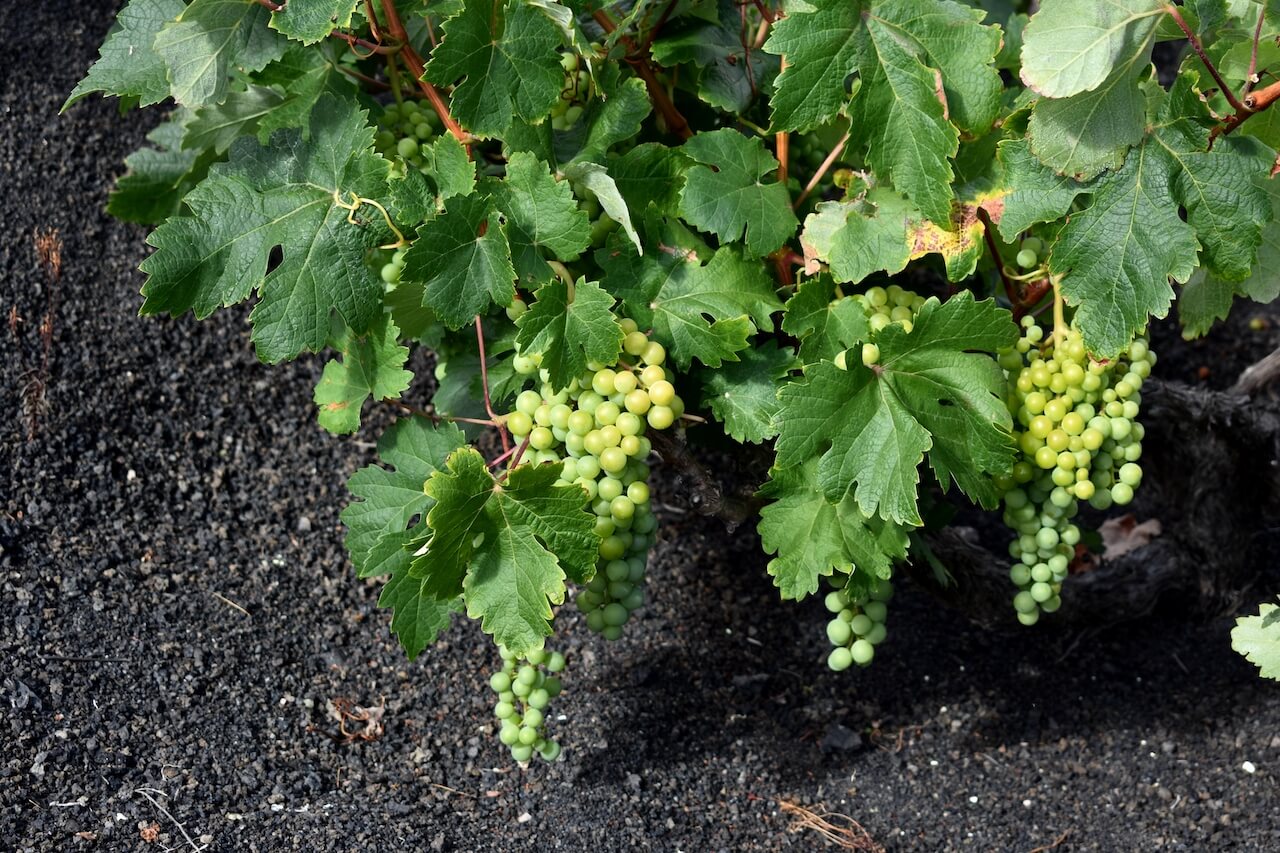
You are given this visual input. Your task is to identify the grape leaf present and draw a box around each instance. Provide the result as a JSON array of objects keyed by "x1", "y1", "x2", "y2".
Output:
[
  {"x1": 1026, "y1": 64, "x2": 1148, "y2": 180},
  {"x1": 757, "y1": 460, "x2": 908, "y2": 600},
  {"x1": 607, "y1": 143, "x2": 690, "y2": 219},
  {"x1": 400, "y1": 195, "x2": 516, "y2": 329},
  {"x1": 140, "y1": 96, "x2": 393, "y2": 363},
  {"x1": 765, "y1": 0, "x2": 1000, "y2": 223},
  {"x1": 1019, "y1": 0, "x2": 1164, "y2": 98},
  {"x1": 186, "y1": 85, "x2": 285, "y2": 153},
  {"x1": 64, "y1": 0, "x2": 185, "y2": 109},
  {"x1": 424, "y1": 134, "x2": 477, "y2": 202},
  {"x1": 341, "y1": 418, "x2": 467, "y2": 579},
  {"x1": 313, "y1": 315, "x2": 413, "y2": 435},
  {"x1": 271, "y1": 0, "x2": 360, "y2": 44},
  {"x1": 515, "y1": 278, "x2": 624, "y2": 389},
  {"x1": 424, "y1": 0, "x2": 564, "y2": 137},
  {"x1": 155, "y1": 0, "x2": 288, "y2": 107},
  {"x1": 564, "y1": 161, "x2": 642, "y2": 253},
  {"x1": 780, "y1": 276, "x2": 870, "y2": 364},
  {"x1": 487, "y1": 152, "x2": 591, "y2": 286},
  {"x1": 502, "y1": 66, "x2": 651, "y2": 167},
  {"x1": 598, "y1": 222, "x2": 783, "y2": 369},
  {"x1": 679, "y1": 129, "x2": 797, "y2": 257},
  {"x1": 800, "y1": 188, "x2": 989, "y2": 285},
  {"x1": 254, "y1": 45, "x2": 359, "y2": 138},
  {"x1": 994, "y1": 139, "x2": 1098, "y2": 238},
  {"x1": 411, "y1": 449, "x2": 597, "y2": 654},
  {"x1": 651, "y1": 0, "x2": 780, "y2": 113},
  {"x1": 1180, "y1": 186, "x2": 1280, "y2": 336},
  {"x1": 700, "y1": 341, "x2": 796, "y2": 444},
  {"x1": 378, "y1": 569, "x2": 462, "y2": 660},
  {"x1": 1049, "y1": 78, "x2": 1274, "y2": 356},
  {"x1": 108, "y1": 111, "x2": 217, "y2": 225},
  {"x1": 773, "y1": 293, "x2": 1016, "y2": 524},
  {"x1": 1232, "y1": 602, "x2": 1280, "y2": 681}
]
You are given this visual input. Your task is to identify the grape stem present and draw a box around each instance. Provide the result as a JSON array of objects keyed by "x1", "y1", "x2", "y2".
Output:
[
  {"x1": 976, "y1": 208, "x2": 1019, "y2": 308},
  {"x1": 391, "y1": 401, "x2": 496, "y2": 428},
  {"x1": 1164, "y1": 5, "x2": 1248, "y2": 114},
  {"x1": 1051, "y1": 274, "x2": 1065, "y2": 349},
  {"x1": 474, "y1": 316, "x2": 511, "y2": 454},
  {"x1": 792, "y1": 132, "x2": 850, "y2": 209}
]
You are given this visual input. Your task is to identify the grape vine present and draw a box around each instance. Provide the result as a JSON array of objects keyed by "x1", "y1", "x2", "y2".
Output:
[{"x1": 70, "y1": 0, "x2": 1280, "y2": 762}]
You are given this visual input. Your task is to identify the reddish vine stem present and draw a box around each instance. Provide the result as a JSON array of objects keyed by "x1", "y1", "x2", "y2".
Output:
[
  {"x1": 1165, "y1": 4, "x2": 1248, "y2": 113},
  {"x1": 474, "y1": 316, "x2": 511, "y2": 454},
  {"x1": 379, "y1": 0, "x2": 471, "y2": 145},
  {"x1": 792, "y1": 131, "x2": 850, "y2": 209},
  {"x1": 331, "y1": 30, "x2": 398, "y2": 56},
  {"x1": 747, "y1": 0, "x2": 777, "y2": 24},
  {"x1": 976, "y1": 208, "x2": 1019, "y2": 307},
  {"x1": 1245, "y1": 6, "x2": 1267, "y2": 94},
  {"x1": 592, "y1": 9, "x2": 692, "y2": 140},
  {"x1": 392, "y1": 401, "x2": 496, "y2": 428},
  {"x1": 253, "y1": 0, "x2": 283, "y2": 10}
]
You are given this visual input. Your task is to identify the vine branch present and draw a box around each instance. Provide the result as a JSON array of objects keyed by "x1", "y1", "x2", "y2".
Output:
[
  {"x1": 592, "y1": 9, "x2": 692, "y2": 140},
  {"x1": 793, "y1": 132, "x2": 850, "y2": 209},
  {"x1": 1165, "y1": 5, "x2": 1248, "y2": 113},
  {"x1": 474, "y1": 315, "x2": 511, "y2": 454},
  {"x1": 378, "y1": 0, "x2": 471, "y2": 145},
  {"x1": 647, "y1": 430, "x2": 762, "y2": 526}
]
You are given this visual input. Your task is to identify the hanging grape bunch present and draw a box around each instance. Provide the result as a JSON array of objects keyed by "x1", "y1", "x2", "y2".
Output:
[
  {"x1": 490, "y1": 646, "x2": 567, "y2": 763},
  {"x1": 824, "y1": 576, "x2": 894, "y2": 671},
  {"x1": 373, "y1": 98, "x2": 440, "y2": 173},
  {"x1": 503, "y1": 318, "x2": 682, "y2": 640},
  {"x1": 994, "y1": 242, "x2": 1156, "y2": 623}
]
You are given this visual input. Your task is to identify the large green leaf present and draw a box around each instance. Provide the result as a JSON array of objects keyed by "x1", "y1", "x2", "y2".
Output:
[
  {"x1": 700, "y1": 342, "x2": 796, "y2": 444},
  {"x1": 515, "y1": 278, "x2": 624, "y2": 389},
  {"x1": 780, "y1": 276, "x2": 871, "y2": 364},
  {"x1": 679, "y1": 129, "x2": 797, "y2": 258},
  {"x1": 64, "y1": 0, "x2": 185, "y2": 109},
  {"x1": 313, "y1": 315, "x2": 413, "y2": 435},
  {"x1": 1233, "y1": 602, "x2": 1280, "y2": 681},
  {"x1": 154, "y1": 0, "x2": 288, "y2": 107},
  {"x1": 140, "y1": 96, "x2": 392, "y2": 363},
  {"x1": 108, "y1": 111, "x2": 217, "y2": 225},
  {"x1": 597, "y1": 220, "x2": 782, "y2": 369},
  {"x1": 424, "y1": 0, "x2": 564, "y2": 137},
  {"x1": 1019, "y1": 0, "x2": 1164, "y2": 98},
  {"x1": 271, "y1": 0, "x2": 360, "y2": 44},
  {"x1": 400, "y1": 195, "x2": 516, "y2": 329},
  {"x1": 410, "y1": 450, "x2": 598, "y2": 654},
  {"x1": 487, "y1": 152, "x2": 591, "y2": 287},
  {"x1": 773, "y1": 293, "x2": 1016, "y2": 525},
  {"x1": 758, "y1": 460, "x2": 908, "y2": 601}
]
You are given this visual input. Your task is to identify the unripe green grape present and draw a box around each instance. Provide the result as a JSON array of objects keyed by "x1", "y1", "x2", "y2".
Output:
[
  {"x1": 827, "y1": 619, "x2": 853, "y2": 646},
  {"x1": 850, "y1": 639, "x2": 875, "y2": 666},
  {"x1": 849, "y1": 613, "x2": 873, "y2": 635},
  {"x1": 863, "y1": 600, "x2": 887, "y2": 623},
  {"x1": 865, "y1": 622, "x2": 887, "y2": 645},
  {"x1": 647, "y1": 405, "x2": 674, "y2": 429},
  {"x1": 642, "y1": 341, "x2": 666, "y2": 365},
  {"x1": 824, "y1": 591, "x2": 847, "y2": 613},
  {"x1": 828, "y1": 646, "x2": 854, "y2": 671}
]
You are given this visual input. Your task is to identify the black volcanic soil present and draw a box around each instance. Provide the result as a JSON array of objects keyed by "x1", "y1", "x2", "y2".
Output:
[{"x1": 3, "y1": 4, "x2": 1280, "y2": 851}]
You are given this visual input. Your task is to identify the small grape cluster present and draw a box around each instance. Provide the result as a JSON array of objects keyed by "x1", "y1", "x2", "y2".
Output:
[
  {"x1": 504, "y1": 318, "x2": 683, "y2": 639},
  {"x1": 1014, "y1": 236, "x2": 1045, "y2": 271},
  {"x1": 378, "y1": 245, "x2": 407, "y2": 287},
  {"x1": 550, "y1": 52, "x2": 594, "y2": 132},
  {"x1": 834, "y1": 284, "x2": 927, "y2": 369},
  {"x1": 995, "y1": 318, "x2": 1155, "y2": 623},
  {"x1": 373, "y1": 99, "x2": 439, "y2": 171},
  {"x1": 491, "y1": 646, "x2": 566, "y2": 763},
  {"x1": 823, "y1": 577, "x2": 894, "y2": 671}
]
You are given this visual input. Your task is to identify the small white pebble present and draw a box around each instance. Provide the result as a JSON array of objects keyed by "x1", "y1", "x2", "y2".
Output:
[
  {"x1": 126, "y1": 469, "x2": 137, "y2": 482},
  {"x1": 969, "y1": 796, "x2": 978, "y2": 804},
  {"x1": 1023, "y1": 799, "x2": 1032, "y2": 808},
  {"x1": 1243, "y1": 761, "x2": 1257, "y2": 774},
  {"x1": 517, "y1": 812, "x2": 532, "y2": 824},
  {"x1": 929, "y1": 760, "x2": 939, "y2": 767}
]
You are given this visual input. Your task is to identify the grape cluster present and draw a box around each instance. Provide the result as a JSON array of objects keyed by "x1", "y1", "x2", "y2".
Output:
[
  {"x1": 378, "y1": 245, "x2": 407, "y2": 288},
  {"x1": 1014, "y1": 236, "x2": 1045, "y2": 271},
  {"x1": 490, "y1": 646, "x2": 566, "y2": 763},
  {"x1": 995, "y1": 318, "x2": 1155, "y2": 623},
  {"x1": 833, "y1": 284, "x2": 927, "y2": 369},
  {"x1": 373, "y1": 99, "x2": 439, "y2": 172},
  {"x1": 550, "y1": 52, "x2": 594, "y2": 132},
  {"x1": 823, "y1": 577, "x2": 894, "y2": 671},
  {"x1": 504, "y1": 319, "x2": 683, "y2": 639}
]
